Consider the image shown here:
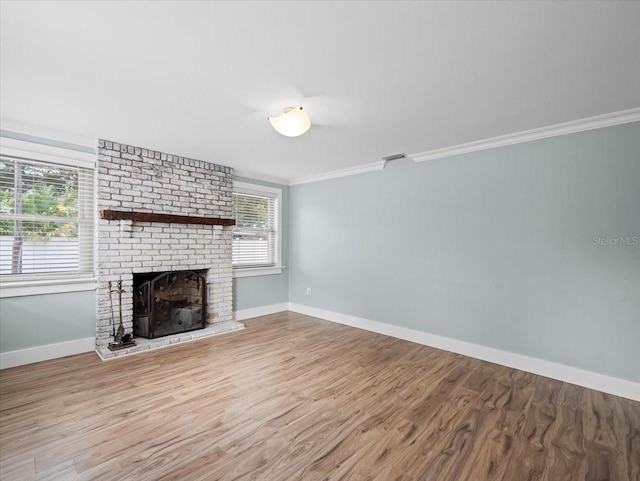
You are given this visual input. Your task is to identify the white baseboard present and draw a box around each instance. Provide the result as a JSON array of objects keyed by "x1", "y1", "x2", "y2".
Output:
[
  {"x1": 0, "y1": 337, "x2": 95, "y2": 370},
  {"x1": 3, "y1": 304, "x2": 638, "y2": 402},
  {"x1": 288, "y1": 303, "x2": 640, "y2": 402},
  {"x1": 234, "y1": 303, "x2": 289, "y2": 321},
  {"x1": 0, "y1": 303, "x2": 287, "y2": 369}
]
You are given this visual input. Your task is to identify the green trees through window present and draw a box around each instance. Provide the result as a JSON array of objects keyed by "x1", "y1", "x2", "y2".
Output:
[{"x1": 0, "y1": 157, "x2": 81, "y2": 274}]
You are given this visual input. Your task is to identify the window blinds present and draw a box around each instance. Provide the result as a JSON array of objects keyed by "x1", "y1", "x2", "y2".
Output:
[
  {"x1": 232, "y1": 191, "x2": 278, "y2": 267},
  {"x1": 0, "y1": 155, "x2": 95, "y2": 280}
]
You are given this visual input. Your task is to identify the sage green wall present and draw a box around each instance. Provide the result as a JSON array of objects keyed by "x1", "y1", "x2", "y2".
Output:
[
  {"x1": 0, "y1": 291, "x2": 96, "y2": 352},
  {"x1": 288, "y1": 122, "x2": 640, "y2": 383},
  {"x1": 233, "y1": 176, "x2": 290, "y2": 311},
  {"x1": 3, "y1": 124, "x2": 638, "y2": 385}
]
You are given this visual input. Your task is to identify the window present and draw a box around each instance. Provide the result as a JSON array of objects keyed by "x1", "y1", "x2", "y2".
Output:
[
  {"x1": 0, "y1": 137, "x2": 96, "y2": 296},
  {"x1": 232, "y1": 182, "x2": 282, "y2": 277}
]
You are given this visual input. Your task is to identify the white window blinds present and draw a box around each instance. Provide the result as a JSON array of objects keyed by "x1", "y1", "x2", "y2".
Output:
[
  {"x1": 0, "y1": 154, "x2": 95, "y2": 281},
  {"x1": 232, "y1": 186, "x2": 279, "y2": 268}
]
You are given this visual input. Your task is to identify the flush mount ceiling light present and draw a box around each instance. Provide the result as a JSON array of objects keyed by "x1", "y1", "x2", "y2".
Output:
[{"x1": 268, "y1": 107, "x2": 311, "y2": 137}]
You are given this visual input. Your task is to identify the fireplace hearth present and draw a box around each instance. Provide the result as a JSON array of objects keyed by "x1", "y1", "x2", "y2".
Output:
[{"x1": 134, "y1": 270, "x2": 206, "y2": 339}]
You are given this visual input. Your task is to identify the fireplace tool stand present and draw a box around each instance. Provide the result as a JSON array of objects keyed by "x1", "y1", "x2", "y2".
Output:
[{"x1": 108, "y1": 279, "x2": 136, "y2": 351}]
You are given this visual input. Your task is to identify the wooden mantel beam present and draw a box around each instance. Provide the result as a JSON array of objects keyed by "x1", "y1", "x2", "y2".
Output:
[{"x1": 100, "y1": 210, "x2": 235, "y2": 226}]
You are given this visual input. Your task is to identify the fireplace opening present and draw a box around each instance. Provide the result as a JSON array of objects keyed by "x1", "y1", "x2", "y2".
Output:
[{"x1": 133, "y1": 270, "x2": 207, "y2": 339}]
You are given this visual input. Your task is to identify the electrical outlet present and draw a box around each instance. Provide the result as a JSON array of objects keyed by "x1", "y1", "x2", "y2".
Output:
[{"x1": 306, "y1": 288, "x2": 311, "y2": 296}]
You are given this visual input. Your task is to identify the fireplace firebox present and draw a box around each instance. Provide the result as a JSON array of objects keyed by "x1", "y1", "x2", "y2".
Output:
[{"x1": 133, "y1": 270, "x2": 207, "y2": 339}]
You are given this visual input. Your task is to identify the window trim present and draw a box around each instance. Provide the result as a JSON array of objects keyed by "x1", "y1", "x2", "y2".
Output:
[
  {"x1": 0, "y1": 137, "x2": 96, "y2": 169},
  {"x1": 0, "y1": 136, "x2": 97, "y2": 297},
  {"x1": 232, "y1": 181, "x2": 283, "y2": 278},
  {"x1": 0, "y1": 277, "x2": 97, "y2": 298}
]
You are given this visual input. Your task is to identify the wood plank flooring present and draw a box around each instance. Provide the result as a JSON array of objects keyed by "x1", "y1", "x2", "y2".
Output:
[{"x1": 0, "y1": 311, "x2": 638, "y2": 481}]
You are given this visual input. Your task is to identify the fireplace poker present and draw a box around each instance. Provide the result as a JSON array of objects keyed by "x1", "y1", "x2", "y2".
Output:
[
  {"x1": 116, "y1": 279, "x2": 125, "y2": 342},
  {"x1": 108, "y1": 281, "x2": 116, "y2": 338}
]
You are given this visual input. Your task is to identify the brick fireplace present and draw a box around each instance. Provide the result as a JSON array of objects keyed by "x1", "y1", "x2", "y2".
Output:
[{"x1": 95, "y1": 140, "x2": 244, "y2": 358}]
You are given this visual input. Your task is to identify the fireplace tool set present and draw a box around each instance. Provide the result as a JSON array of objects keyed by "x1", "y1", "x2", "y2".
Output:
[{"x1": 107, "y1": 280, "x2": 136, "y2": 351}]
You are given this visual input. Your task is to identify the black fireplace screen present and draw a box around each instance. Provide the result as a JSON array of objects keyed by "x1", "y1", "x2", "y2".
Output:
[{"x1": 133, "y1": 270, "x2": 206, "y2": 339}]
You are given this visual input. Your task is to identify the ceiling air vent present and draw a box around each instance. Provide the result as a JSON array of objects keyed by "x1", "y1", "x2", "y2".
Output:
[{"x1": 381, "y1": 153, "x2": 407, "y2": 162}]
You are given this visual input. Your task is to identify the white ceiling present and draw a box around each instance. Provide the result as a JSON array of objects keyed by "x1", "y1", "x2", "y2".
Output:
[{"x1": 1, "y1": 1, "x2": 639, "y2": 182}]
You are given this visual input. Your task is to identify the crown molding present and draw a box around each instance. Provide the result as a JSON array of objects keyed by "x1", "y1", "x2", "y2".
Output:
[
  {"x1": 289, "y1": 160, "x2": 386, "y2": 186},
  {"x1": 233, "y1": 170, "x2": 290, "y2": 186},
  {"x1": 281, "y1": 108, "x2": 640, "y2": 186},
  {"x1": 5, "y1": 108, "x2": 638, "y2": 187},
  {"x1": 410, "y1": 107, "x2": 640, "y2": 163}
]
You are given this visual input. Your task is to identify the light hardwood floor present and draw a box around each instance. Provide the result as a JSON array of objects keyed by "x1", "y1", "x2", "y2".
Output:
[{"x1": 0, "y1": 311, "x2": 638, "y2": 481}]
